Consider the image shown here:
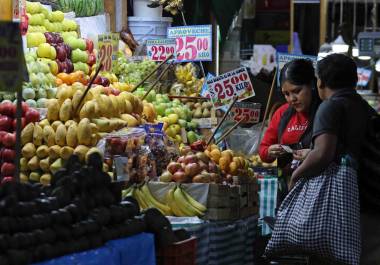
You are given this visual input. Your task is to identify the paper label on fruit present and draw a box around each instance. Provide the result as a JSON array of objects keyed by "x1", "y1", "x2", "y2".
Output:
[
  {"x1": 0, "y1": 21, "x2": 27, "y2": 92},
  {"x1": 98, "y1": 33, "x2": 119, "y2": 72},
  {"x1": 167, "y1": 25, "x2": 212, "y2": 62},
  {"x1": 146, "y1": 39, "x2": 176, "y2": 62},
  {"x1": 228, "y1": 102, "x2": 261, "y2": 124},
  {"x1": 207, "y1": 67, "x2": 255, "y2": 109}
]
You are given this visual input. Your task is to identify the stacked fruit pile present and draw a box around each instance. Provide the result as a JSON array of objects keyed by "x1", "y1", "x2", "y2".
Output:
[
  {"x1": 26, "y1": 2, "x2": 78, "y2": 42},
  {"x1": 19, "y1": 81, "x2": 152, "y2": 184},
  {"x1": 205, "y1": 145, "x2": 254, "y2": 180},
  {"x1": 114, "y1": 58, "x2": 156, "y2": 86},
  {"x1": 0, "y1": 102, "x2": 40, "y2": 183},
  {"x1": 123, "y1": 183, "x2": 207, "y2": 217},
  {"x1": 23, "y1": 50, "x2": 57, "y2": 108},
  {"x1": 0, "y1": 153, "x2": 177, "y2": 265},
  {"x1": 159, "y1": 151, "x2": 221, "y2": 184},
  {"x1": 185, "y1": 101, "x2": 214, "y2": 119},
  {"x1": 134, "y1": 89, "x2": 201, "y2": 145}
]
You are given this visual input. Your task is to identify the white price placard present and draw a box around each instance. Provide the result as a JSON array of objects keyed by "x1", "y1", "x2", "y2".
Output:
[
  {"x1": 167, "y1": 25, "x2": 212, "y2": 62},
  {"x1": 146, "y1": 38, "x2": 176, "y2": 62},
  {"x1": 207, "y1": 67, "x2": 255, "y2": 108}
]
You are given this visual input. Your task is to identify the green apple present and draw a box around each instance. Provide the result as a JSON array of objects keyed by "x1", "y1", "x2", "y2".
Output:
[
  {"x1": 165, "y1": 108, "x2": 174, "y2": 116},
  {"x1": 155, "y1": 103, "x2": 165, "y2": 116},
  {"x1": 178, "y1": 119, "x2": 187, "y2": 128},
  {"x1": 187, "y1": 131, "x2": 198, "y2": 144},
  {"x1": 26, "y1": 1, "x2": 42, "y2": 14},
  {"x1": 29, "y1": 14, "x2": 44, "y2": 26},
  {"x1": 71, "y1": 49, "x2": 88, "y2": 63},
  {"x1": 26, "y1": 32, "x2": 46, "y2": 48},
  {"x1": 50, "y1": 11, "x2": 64, "y2": 22},
  {"x1": 37, "y1": 43, "x2": 53, "y2": 59}
]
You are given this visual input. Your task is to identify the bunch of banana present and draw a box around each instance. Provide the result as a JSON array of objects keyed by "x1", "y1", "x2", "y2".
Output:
[
  {"x1": 175, "y1": 63, "x2": 197, "y2": 86},
  {"x1": 122, "y1": 183, "x2": 172, "y2": 215},
  {"x1": 148, "y1": 0, "x2": 183, "y2": 15},
  {"x1": 165, "y1": 185, "x2": 207, "y2": 217}
]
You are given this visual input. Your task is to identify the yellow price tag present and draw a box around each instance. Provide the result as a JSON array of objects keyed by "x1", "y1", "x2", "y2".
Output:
[
  {"x1": 0, "y1": 0, "x2": 13, "y2": 21},
  {"x1": 98, "y1": 33, "x2": 119, "y2": 72}
]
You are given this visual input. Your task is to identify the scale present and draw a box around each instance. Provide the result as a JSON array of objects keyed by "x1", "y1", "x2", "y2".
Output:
[{"x1": 358, "y1": 31, "x2": 380, "y2": 56}]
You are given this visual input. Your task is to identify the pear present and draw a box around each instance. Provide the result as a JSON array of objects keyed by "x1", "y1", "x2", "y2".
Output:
[
  {"x1": 202, "y1": 108, "x2": 211, "y2": 118},
  {"x1": 194, "y1": 107, "x2": 203, "y2": 119}
]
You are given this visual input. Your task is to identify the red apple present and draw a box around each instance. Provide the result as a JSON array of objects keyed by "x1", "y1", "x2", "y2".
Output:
[
  {"x1": 93, "y1": 76, "x2": 103, "y2": 85},
  {"x1": 0, "y1": 102, "x2": 14, "y2": 117},
  {"x1": 102, "y1": 87, "x2": 112, "y2": 95},
  {"x1": 184, "y1": 154, "x2": 198, "y2": 164},
  {"x1": 1, "y1": 176, "x2": 14, "y2": 184},
  {"x1": 2, "y1": 149, "x2": 15, "y2": 162},
  {"x1": 44, "y1": 32, "x2": 55, "y2": 44},
  {"x1": 87, "y1": 53, "x2": 96, "y2": 66},
  {"x1": 0, "y1": 115, "x2": 12, "y2": 131},
  {"x1": 62, "y1": 43, "x2": 72, "y2": 57},
  {"x1": 1, "y1": 163, "x2": 15, "y2": 176},
  {"x1": 65, "y1": 59, "x2": 74, "y2": 73},
  {"x1": 21, "y1": 102, "x2": 29, "y2": 116},
  {"x1": 0, "y1": 131, "x2": 7, "y2": 143},
  {"x1": 25, "y1": 108, "x2": 40, "y2": 123},
  {"x1": 56, "y1": 45, "x2": 67, "y2": 61},
  {"x1": 2, "y1": 133, "x2": 16, "y2": 147},
  {"x1": 101, "y1": 77, "x2": 110, "y2": 87},
  {"x1": 167, "y1": 162, "x2": 182, "y2": 174},
  {"x1": 12, "y1": 117, "x2": 26, "y2": 130},
  {"x1": 111, "y1": 88, "x2": 121, "y2": 96},
  {"x1": 85, "y1": 39, "x2": 94, "y2": 53}
]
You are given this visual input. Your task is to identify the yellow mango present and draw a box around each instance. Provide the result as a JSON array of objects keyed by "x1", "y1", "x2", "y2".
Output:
[
  {"x1": 43, "y1": 125, "x2": 56, "y2": 146},
  {"x1": 59, "y1": 98, "x2": 73, "y2": 122},
  {"x1": 47, "y1": 99, "x2": 59, "y2": 121},
  {"x1": 22, "y1": 143, "x2": 36, "y2": 159},
  {"x1": 33, "y1": 124, "x2": 43, "y2": 146},
  {"x1": 66, "y1": 123, "x2": 78, "y2": 148},
  {"x1": 55, "y1": 124, "x2": 67, "y2": 146},
  {"x1": 77, "y1": 118, "x2": 92, "y2": 145},
  {"x1": 21, "y1": 123, "x2": 34, "y2": 145},
  {"x1": 36, "y1": 145, "x2": 49, "y2": 159}
]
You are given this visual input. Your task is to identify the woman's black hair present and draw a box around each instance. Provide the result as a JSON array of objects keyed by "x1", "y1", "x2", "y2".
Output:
[{"x1": 277, "y1": 59, "x2": 322, "y2": 149}]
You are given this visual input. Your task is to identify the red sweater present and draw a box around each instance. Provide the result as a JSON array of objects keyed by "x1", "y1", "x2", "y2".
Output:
[{"x1": 259, "y1": 103, "x2": 309, "y2": 163}]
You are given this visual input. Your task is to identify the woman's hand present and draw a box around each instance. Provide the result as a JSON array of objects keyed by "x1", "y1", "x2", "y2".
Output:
[
  {"x1": 293, "y1": 149, "x2": 311, "y2": 161},
  {"x1": 268, "y1": 144, "x2": 286, "y2": 159}
]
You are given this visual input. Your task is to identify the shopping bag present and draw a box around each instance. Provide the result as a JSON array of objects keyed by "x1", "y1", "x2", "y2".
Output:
[{"x1": 264, "y1": 163, "x2": 361, "y2": 265}]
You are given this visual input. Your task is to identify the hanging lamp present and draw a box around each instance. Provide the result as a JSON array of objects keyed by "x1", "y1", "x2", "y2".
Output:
[{"x1": 331, "y1": 0, "x2": 349, "y2": 53}]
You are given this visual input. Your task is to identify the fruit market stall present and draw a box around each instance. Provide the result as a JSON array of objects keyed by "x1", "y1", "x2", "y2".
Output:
[{"x1": 0, "y1": 1, "x2": 269, "y2": 264}]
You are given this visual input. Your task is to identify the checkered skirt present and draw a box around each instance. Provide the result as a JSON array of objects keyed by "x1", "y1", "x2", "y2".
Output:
[{"x1": 264, "y1": 163, "x2": 361, "y2": 265}]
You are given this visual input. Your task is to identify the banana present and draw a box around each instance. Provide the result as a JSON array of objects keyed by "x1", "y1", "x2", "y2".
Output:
[
  {"x1": 173, "y1": 186, "x2": 204, "y2": 217},
  {"x1": 141, "y1": 183, "x2": 172, "y2": 216},
  {"x1": 181, "y1": 188, "x2": 207, "y2": 213},
  {"x1": 133, "y1": 187, "x2": 149, "y2": 210},
  {"x1": 122, "y1": 186, "x2": 133, "y2": 198},
  {"x1": 166, "y1": 187, "x2": 186, "y2": 217}
]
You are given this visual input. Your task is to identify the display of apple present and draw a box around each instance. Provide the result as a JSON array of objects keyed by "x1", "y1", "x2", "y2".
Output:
[{"x1": 37, "y1": 43, "x2": 56, "y2": 60}]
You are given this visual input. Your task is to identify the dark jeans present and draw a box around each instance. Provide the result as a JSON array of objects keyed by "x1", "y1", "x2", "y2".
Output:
[{"x1": 361, "y1": 212, "x2": 380, "y2": 265}]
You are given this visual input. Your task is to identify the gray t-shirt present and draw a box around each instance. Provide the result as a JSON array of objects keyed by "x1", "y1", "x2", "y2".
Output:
[{"x1": 312, "y1": 89, "x2": 369, "y2": 161}]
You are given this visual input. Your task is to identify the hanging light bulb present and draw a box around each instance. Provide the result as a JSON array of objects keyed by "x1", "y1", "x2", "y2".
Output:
[
  {"x1": 376, "y1": 59, "x2": 380, "y2": 72},
  {"x1": 359, "y1": 55, "x2": 372, "y2": 60},
  {"x1": 331, "y1": 35, "x2": 349, "y2": 53}
]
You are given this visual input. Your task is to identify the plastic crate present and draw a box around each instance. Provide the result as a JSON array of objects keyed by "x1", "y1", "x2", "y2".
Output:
[{"x1": 156, "y1": 237, "x2": 197, "y2": 265}]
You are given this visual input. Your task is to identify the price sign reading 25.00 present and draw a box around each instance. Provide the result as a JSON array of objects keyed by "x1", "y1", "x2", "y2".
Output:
[
  {"x1": 230, "y1": 102, "x2": 261, "y2": 124},
  {"x1": 146, "y1": 39, "x2": 176, "y2": 62},
  {"x1": 207, "y1": 67, "x2": 255, "y2": 108},
  {"x1": 98, "y1": 33, "x2": 119, "y2": 72},
  {"x1": 167, "y1": 25, "x2": 212, "y2": 62}
]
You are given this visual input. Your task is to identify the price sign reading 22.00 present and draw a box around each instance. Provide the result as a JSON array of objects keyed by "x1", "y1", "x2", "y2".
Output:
[
  {"x1": 167, "y1": 25, "x2": 212, "y2": 62},
  {"x1": 207, "y1": 67, "x2": 255, "y2": 108},
  {"x1": 98, "y1": 33, "x2": 119, "y2": 72},
  {"x1": 146, "y1": 39, "x2": 176, "y2": 62}
]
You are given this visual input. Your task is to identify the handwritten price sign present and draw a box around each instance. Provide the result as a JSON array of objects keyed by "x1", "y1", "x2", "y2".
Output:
[
  {"x1": 207, "y1": 67, "x2": 255, "y2": 108},
  {"x1": 146, "y1": 39, "x2": 176, "y2": 62},
  {"x1": 98, "y1": 33, "x2": 119, "y2": 72},
  {"x1": 0, "y1": 22, "x2": 27, "y2": 92},
  {"x1": 167, "y1": 25, "x2": 212, "y2": 62},
  {"x1": 229, "y1": 102, "x2": 261, "y2": 124}
]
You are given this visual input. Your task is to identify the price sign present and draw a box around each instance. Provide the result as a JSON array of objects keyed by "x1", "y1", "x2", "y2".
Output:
[
  {"x1": 0, "y1": 22, "x2": 27, "y2": 92},
  {"x1": 98, "y1": 33, "x2": 119, "y2": 72},
  {"x1": 0, "y1": 1, "x2": 12, "y2": 21},
  {"x1": 207, "y1": 67, "x2": 255, "y2": 108},
  {"x1": 229, "y1": 102, "x2": 261, "y2": 124},
  {"x1": 146, "y1": 38, "x2": 176, "y2": 62},
  {"x1": 167, "y1": 25, "x2": 212, "y2": 62}
]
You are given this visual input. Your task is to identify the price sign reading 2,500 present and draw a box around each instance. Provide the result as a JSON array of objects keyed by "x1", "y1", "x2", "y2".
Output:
[
  {"x1": 98, "y1": 43, "x2": 113, "y2": 72},
  {"x1": 213, "y1": 72, "x2": 249, "y2": 100},
  {"x1": 176, "y1": 36, "x2": 209, "y2": 61}
]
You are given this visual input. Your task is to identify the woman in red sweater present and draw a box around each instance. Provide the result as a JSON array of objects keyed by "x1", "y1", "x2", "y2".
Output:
[{"x1": 259, "y1": 59, "x2": 321, "y2": 186}]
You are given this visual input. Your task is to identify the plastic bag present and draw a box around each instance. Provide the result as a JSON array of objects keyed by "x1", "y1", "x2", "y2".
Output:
[{"x1": 225, "y1": 122, "x2": 262, "y2": 155}]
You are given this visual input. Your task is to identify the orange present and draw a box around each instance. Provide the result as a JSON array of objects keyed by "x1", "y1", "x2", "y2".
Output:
[
  {"x1": 55, "y1": 78, "x2": 63, "y2": 86},
  {"x1": 57, "y1": 73, "x2": 70, "y2": 84}
]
